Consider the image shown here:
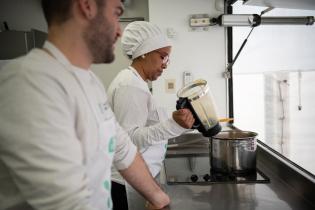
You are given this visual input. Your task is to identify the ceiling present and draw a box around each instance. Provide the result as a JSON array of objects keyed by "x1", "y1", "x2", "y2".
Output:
[{"x1": 243, "y1": 0, "x2": 315, "y2": 10}]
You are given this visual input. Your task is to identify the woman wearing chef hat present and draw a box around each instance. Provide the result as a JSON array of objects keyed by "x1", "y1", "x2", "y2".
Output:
[{"x1": 107, "y1": 21, "x2": 194, "y2": 210}]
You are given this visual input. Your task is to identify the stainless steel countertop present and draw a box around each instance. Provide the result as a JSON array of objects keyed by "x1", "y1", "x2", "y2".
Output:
[
  {"x1": 128, "y1": 132, "x2": 315, "y2": 210},
  {"x1": 158, "y1": 158, "x2": 313, "y2": 209},
  {"x1": 159, "y1": 170, "x2": 313, "y2": 210},
  {"x1": 129, "y1": 172, "x2": 313, "y2": 210}
]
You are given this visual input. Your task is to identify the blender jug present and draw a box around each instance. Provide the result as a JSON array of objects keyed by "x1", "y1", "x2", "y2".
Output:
[{"x1": 176, "y1": 79, "x2": 221, "y2": 137}]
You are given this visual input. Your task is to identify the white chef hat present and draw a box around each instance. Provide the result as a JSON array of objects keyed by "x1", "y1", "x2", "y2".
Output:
[{"x1": 121, "y1": 21, "x2": 172, "y2": 60}]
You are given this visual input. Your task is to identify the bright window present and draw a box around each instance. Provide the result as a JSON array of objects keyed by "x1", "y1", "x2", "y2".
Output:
[{"x1": 232, "y1": 1, "x2": 315, "y2": 174}]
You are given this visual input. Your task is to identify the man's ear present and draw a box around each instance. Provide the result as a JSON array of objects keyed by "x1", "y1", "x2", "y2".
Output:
[{"x1": 77, "y1": 0, "x2": 97, "y2": 20}]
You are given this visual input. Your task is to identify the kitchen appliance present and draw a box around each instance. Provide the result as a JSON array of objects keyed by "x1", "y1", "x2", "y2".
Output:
[
  {"x1": 0, "y1": 29, "x2": 47, "y2": 59},
  {"x1": 176, "y1": 79, "x2": 221, "y2": 137},
  {"x1": 165, "y1": 131, "x2": 269, "y2": 185},
  {"x1": 211, "y1": 130, "x2": 257, "y2": 174},
  {"x1": 164, "y1": 154, "x2": 269, "y2": 185}
]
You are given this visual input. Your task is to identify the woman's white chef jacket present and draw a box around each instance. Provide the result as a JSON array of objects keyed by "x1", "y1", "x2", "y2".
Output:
[
  {"x1": 107, "y1": 66, "x2": 187, "y2": 184},
  {"x1": 0, "y1": 42, "x2": 137, "y2": 210}
]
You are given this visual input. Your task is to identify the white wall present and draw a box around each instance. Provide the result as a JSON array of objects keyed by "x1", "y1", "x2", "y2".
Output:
[{"x1": 148, "y1": 0, "x2": 227, "y2": 117}]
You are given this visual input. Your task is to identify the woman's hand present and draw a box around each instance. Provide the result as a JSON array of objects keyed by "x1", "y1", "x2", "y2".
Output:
[{"x1": 172, "y1": 109, "x2": 195, "y2": 129}]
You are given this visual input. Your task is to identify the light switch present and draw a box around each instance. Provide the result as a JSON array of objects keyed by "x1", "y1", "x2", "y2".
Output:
[{"x1": 183, "y1": 71, "x2": 193, "y2": 86}]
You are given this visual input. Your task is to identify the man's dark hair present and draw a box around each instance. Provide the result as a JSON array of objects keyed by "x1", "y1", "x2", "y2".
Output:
[
  {"x1": 41, "y1": 0, "x2": 74, "y2": 26},
  {"x1": 41, "y1": 0, "x2": 105, "y2": 26}
]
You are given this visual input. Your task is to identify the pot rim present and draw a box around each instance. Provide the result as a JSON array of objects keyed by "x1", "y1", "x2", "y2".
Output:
[{"x1": 212, "y1": 130, "x2": 258, "y2": 140}]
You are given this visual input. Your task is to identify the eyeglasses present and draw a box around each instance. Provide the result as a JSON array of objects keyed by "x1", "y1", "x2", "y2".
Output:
[{"x1": 154, "y1": 51, "x2": 170, "y2": 65}]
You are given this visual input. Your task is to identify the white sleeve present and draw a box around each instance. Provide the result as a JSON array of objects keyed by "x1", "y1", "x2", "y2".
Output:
[
  {"x1": 113, "y1": 120, "x2": 137, "y2": 171},
  {"x1": 0, "y1": 68, "x2": 97, "y2": 210},
  {"x1": 111, "y1": 86, "x2": 186, "y2": 150}
]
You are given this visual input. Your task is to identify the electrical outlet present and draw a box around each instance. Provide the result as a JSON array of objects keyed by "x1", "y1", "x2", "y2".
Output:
[
  {"x1": 190, "y1": 17, "x2": 210, "y2": 27},
  {"x1": 189, "y1": 14, "x2": 211, "y2": 31},
  {"x1": 165, "y1": 79, "x2": 176, "y2": 94}
]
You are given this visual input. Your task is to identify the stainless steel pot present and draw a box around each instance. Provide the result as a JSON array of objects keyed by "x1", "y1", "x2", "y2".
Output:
[{"x1": 210, "y1": 130, "x2": 258, "y2": 174}]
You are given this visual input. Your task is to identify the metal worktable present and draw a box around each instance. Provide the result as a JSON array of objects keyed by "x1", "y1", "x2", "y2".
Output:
[{"x1": 128, "y1": 136, "x2": 315, "y2": 210}]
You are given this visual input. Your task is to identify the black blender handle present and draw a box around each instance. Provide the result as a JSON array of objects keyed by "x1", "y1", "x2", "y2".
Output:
[
  {"x1": 176, "y1": 97, "x2": 201, "y2": 129},
  {"x1": 176, "y1": 97, "x2": 188, "y2": 110}
]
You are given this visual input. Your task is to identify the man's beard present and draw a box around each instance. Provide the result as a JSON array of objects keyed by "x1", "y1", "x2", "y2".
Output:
[{"x1": 83, "y1": 11, "x2": 115, "y2": 64}]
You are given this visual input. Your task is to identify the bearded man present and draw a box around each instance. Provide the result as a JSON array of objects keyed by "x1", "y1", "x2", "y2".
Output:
[{"x1": 0, "y1": 0, "x2": 170, "y2": 210}]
